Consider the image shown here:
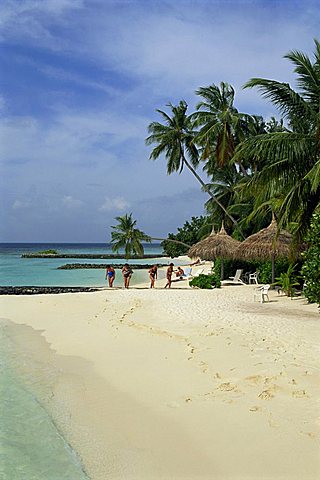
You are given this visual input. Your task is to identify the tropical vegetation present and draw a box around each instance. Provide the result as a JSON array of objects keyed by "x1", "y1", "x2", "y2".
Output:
[
  {"x1": 143, "y1": 40, "x2": 319, "y2": 303},
  {"x1": 189, "y1": 273, "x2": 221, "y2": 289},
  {"x1": 109, "y1": 41, "x2": 319, "y2": 303},
  {"x1": 302, "y1": 213, "x2": 320, "y2": 306}
]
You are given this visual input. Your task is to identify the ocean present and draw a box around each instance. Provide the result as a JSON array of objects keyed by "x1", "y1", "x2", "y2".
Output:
[
  {"x1": 0, "y1": 242, "x2": 168, "y2": 479},
  {"x1": 0, "y1": 242, "x2": 167, "y2": 287}
]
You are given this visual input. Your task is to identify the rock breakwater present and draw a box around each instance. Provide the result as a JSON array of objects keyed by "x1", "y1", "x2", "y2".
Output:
[{"x1": 0, "y1": 286, "x2": 103, "y2": 295}]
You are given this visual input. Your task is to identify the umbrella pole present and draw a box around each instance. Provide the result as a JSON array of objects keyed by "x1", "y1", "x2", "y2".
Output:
[
  {"x1": 220, "y1": 258, "x2": 224, "y2": 280},
  {"x1": 271, "y1": 254, "x2": 275, "y2": 285}
]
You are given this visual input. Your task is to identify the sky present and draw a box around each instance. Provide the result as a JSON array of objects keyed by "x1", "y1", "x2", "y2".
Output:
[{"x1": 1, "y1": 0, "x2": 319, "y2": 242}]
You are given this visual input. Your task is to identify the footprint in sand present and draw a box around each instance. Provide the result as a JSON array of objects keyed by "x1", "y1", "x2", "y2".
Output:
[
  {"x1": 301, "y1": 431, "x2": 317, "y2": 439},
  {"x1": 249, "y1": 405, "x2": 261, "y2": 412},
  {"x1": 292, "y1": 390, "x2": 309, "y2": 398},
  {"x1": 245, "y1": 375, "x2": 264, "y2": 385},
  {"x1": 289, "y1": 378, "x2": 297, "y2": 385},
  {"x1": 258, "y1": 389, "x2": 275, "y2": 400},
  {"x1": 218, "y1": 382, "x2": 237, "y2": 392}
]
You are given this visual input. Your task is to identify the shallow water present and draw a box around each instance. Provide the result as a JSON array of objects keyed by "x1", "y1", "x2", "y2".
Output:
[
  {"x1": 0, "y1": 322, "x2": 89, "y2": 480},
  {"x1": 0, "y1": 243, "x2": 169, "y2": 287}
]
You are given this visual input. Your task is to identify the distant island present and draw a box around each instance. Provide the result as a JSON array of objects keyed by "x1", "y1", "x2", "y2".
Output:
[{"x1": 22, "y1": 253, "x2": 167, "y2": 259}]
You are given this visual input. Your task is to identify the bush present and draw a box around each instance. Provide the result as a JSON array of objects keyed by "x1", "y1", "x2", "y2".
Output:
[
  {"x1": 273, "y1": 264, "x2": 300, "y2": 297},
  {"x1": 189, "y1": 273, "x2": 221, "y2": 289},
  {"x1": 37, "y1": 249, "x2": 58, "y2": 255},
  {"x1": 302, "y1": 213, "x2": 320, "y2": 306}
]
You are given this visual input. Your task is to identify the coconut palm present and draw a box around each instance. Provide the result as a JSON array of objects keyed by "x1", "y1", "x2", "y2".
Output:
[
  {"x1": 145, "y1": 100, "x2": 240, "y2": 230},
  {"x1": 111, "y1": 214, "x2": 191, "y2": 259},
  {"x1": 192, "y1": 82, "x2": 253, "y2": 175},
  {"x1": 111, "y1": 213, "x2": 151, "y2": 258},
  {"x1": 235, "y1": 39, "x2": 320, "y2": 240}
]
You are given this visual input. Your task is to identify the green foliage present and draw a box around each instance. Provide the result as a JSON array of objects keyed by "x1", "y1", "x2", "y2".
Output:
[
  {"x1": 302, "y1": 213, "x2": 320, "y2": 306},
  {"x1": 161, "y1": 216, "x2": 210, "y2": 257},
  {"x1": 237, "y1": 39, "x2": 320, "y2": 240},
  {"x1": 189, "y1": 273, "x2": 221, "y2": 289},
  {"x1": 111, "y1": 213, "x2": 151, "y2": 259},
  {"x1": 273, "y1": 264, "x2": 300, "y2": 297},
  {"x1": 37, "y1": 249, "x2": 58, "y2": 255}
]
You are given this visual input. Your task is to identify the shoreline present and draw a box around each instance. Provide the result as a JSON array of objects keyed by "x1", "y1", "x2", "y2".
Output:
[{"x1": 1, "y1": 286, "x2": 319, "y2": 479}]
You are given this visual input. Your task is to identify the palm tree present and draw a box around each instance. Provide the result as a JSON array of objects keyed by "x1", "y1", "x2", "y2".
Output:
[
  {"x1": 111, "y1": 214, "x2": 191, "y2": 258},
  {"x1": 145, "y1": 100, "x2": 241, "y2": 230},
  {"x1": 234, "y1": 40, "x2": 320, "y2": 240},
  {"x1": 192, "y1": 82, "x2": 252, "y2": 175},
  {"x1": 111, "y1": 213, "x2": 151, "y2": 258}
]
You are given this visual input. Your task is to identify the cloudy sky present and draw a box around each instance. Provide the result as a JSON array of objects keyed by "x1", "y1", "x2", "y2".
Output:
[{"x1": 1, "y1": 0, "x2": 319, "y2": 242}]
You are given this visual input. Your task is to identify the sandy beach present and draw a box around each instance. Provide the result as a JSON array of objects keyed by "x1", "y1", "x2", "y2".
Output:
[{"x1": 1, "y1": 277, "x2": 319, "y2": 480}]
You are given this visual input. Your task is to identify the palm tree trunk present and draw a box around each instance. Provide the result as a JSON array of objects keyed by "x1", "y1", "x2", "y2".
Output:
[
  {"x1": 181, "y1": 154, "x2": 244, "y2": 237},
  {"x1": 151, "y1": 237, "x2": 191, "y2": 248},
  {"x1": 238, "y1": 161, "x2": 249, "y2": 177}
]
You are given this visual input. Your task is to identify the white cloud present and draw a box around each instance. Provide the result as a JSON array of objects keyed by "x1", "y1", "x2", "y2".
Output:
[
  {"x1": 62, "y1": 195, "x2": 83, "y2": 208},
  {"x1": 12, "y1": 199, "x2": 29, "y2": 209},
  {"x1": 99, "y1": 196, "x2": 130, "y2": 212}
]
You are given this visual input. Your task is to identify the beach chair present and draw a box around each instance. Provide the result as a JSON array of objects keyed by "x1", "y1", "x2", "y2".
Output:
[
  {"x1": 221, "y1": 269, "x2": 245, "y2": 285},
  {"x1": 191, "y1": 267, "x2": 204, "y2": 277},
  {"x1": 248, "y1": 271, "x2": 259, "y2": 284},
  {"x1": 254, "y1": 284, "x2": 270, "y2": 303},
  {"x1": 182, "y1": 267, "x2": 193, "y2": 279},
  {"x1": 172, "y1": 267, "x2": 193, "y2": 282}
]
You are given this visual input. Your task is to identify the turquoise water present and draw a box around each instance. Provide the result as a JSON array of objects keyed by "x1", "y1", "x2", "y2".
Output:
[
  {"x1": 0, "y1": 323, "x2": 89, "y2": 480},
  {"x1": 0, "y1": 243, "x2": 169, "y2": 287}
]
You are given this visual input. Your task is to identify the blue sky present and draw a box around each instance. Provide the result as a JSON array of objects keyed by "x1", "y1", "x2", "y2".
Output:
[{"x1": 1, "y1": 0, "x2": 319, "y2": 242}]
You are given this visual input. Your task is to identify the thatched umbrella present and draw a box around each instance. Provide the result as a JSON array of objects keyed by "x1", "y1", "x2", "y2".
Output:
[
  {"x1": 188, "y1": 224, "x2": 241, "y2": 279},
  {"x1": 234, "y1": 216, "x2": 294, "y2": 283}
]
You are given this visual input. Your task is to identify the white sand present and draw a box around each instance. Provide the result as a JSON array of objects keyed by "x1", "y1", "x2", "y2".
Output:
[{"x1": 1, "y1": 282, "x2": 319, "y2": 479}]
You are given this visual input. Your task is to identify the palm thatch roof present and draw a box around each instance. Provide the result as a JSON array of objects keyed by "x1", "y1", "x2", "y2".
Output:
[
  {"x1": 234, "y1": 216, "x2": 294, "y2": 261},
  {"x1": 188, "y1": 224, "x2": 241, "y2": 261}
]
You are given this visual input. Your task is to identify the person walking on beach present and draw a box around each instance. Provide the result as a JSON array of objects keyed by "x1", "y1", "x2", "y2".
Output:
[
  {"x1": 122, "y1": 263, "x2": 133, "y2": 289},
  {"x1": 164, "y1": 263, "x2": 174, "y2": 288},
  {"x1": 105, "y1": 265, "x2": 115, "y2": 288},
  {"x1": 149, "y1": 264, "x2": 158, "y2": 288}
]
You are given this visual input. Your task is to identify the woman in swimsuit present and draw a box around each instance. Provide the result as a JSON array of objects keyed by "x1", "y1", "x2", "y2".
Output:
[
  {"x1": 122, "y1": 263, "x2": 133, "y2": 289},
  {"x1": 105, "y1": 265, "x2": 115, "y2": 287},
  {"x1": 149, "y1": 265, "x2": 158, "y2": 288},
  {"x1": 164, "y1": 263, "x2": 174, "y2": 289}
]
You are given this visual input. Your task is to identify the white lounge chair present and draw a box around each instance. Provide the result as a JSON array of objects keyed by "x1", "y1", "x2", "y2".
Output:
[
  {"x1": 182, "y1": 267, "x2": 193, "y2": 279},
  {"x1": 221, "y1": 269, "x2": 245, "y2": 285},
  {"x1": 191, "y1": 267, "x2": 204, "y2": 277},
  {"x1": 254, "y1": 284, "x2": 270, "y2": 303}
]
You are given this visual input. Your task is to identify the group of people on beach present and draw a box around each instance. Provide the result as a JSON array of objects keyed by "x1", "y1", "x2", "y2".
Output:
[
  {"x1": 105, "y1": 264, "x2": 133, "y2": 289},
  {"x1": 105, "y1": 263, "x2": 187, "y2": 289}
]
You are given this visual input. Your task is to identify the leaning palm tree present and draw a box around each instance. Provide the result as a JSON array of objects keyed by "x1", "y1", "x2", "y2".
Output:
[
  {"x1": 145, "y1": 100, "x2": 240, "y2": 230},
  {"x1": 111, "y1": 213, "x2": 191, "y2": 258},
  {"x1": 111, "y1": 213, "x2": 151, "y2": 258},
  {"x1": 234, "y1": 39, "x2": 320, "y2": 240}
]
